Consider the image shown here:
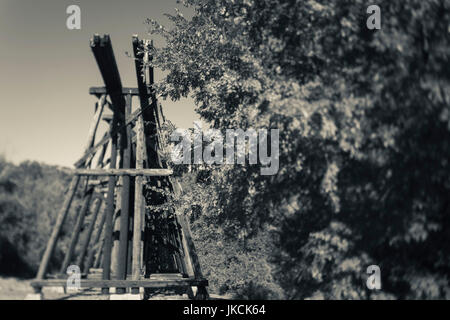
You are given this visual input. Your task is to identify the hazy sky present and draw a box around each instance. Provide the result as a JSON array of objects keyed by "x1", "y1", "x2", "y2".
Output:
[{"x1": 0, "y1": 0, "x2": 198, "y2": 167}]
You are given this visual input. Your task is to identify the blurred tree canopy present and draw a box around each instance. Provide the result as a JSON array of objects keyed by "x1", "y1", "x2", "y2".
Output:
[
  {"x1": 147, "y1": 0, "x2": 450, "y2": 299},
  {"x1": 0, "y1": 157, "x2": 80, "y2": 277}
]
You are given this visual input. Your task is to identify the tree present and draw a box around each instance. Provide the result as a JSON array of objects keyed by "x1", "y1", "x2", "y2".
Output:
[
  {"x1": 0, "y1": 158, "x2": 79, "y2": 276},
  {"x1": 147, "y1": 0, "x2": 450, "y2": 299}
]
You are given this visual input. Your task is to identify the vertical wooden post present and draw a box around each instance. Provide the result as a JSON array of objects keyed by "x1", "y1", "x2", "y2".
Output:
[
  {"x1": 116, "y1": 94, "x2": 132, "y2": 293},
  {"x1": 102, "y1": 111, "x2": 119, "y2": 294},
  {"x1": 76, "y1": 196, "x2": 103, "y2": 271},
  {"x1": 111, "y1": 177, "x2": 122, "y2": 276},
  {"x1": 60, "y1": 189, "x2": 94, "y2": 274},
  {"x1": 36, "y1": 176, "x2": 80, "y2": 280},
  {"x1": 131, "y1": 102, "x2": 146, "y2": 294}
]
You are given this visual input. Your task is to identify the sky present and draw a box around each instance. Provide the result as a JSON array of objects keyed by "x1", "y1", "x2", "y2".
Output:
[{"x1": 0, "y1": 0, "x2": 198, "y2": 167}]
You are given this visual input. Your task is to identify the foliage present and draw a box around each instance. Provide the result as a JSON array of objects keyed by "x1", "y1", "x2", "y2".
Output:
[
  {"x1": 0, "y1": 157, "x2": 80, "y2": 276},
  {"x1": 147, "y1": 0, "x2": 450, "y2": 299}
]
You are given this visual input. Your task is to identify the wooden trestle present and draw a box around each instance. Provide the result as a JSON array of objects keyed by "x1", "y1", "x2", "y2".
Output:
[{"x1": 30, "y1": 34, "x2": 208, "y2": 299}]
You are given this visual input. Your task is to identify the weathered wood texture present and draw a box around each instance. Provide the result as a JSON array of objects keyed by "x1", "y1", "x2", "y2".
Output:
[
  {"x1": 90, "y1": 34, "x2": 126, "y2": 116},
  {"x1": 116, "y1": 94, "x2": 133, "y2": 292},
  {"x1": 102, "y1": 114, "x2": 119, "y2": 291},
  {"x1": 31, "y1": 278, "x2": 208, "y2": 289},
  {"x1": 90, "y1": 87, "x2": 150, "y2": 96},
  {"x1": 74, "y1": 168, "x2": 172, "y2": 176},
  {"x1": 131, "y1": 91, "x2": 148, "y2": 294}
]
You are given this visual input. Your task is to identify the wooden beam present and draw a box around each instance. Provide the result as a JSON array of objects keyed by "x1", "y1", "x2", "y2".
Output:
[
  {"x1": 177, "y1": 212, "x2": 204, "y2": 280},
  {"x1": 117, "y1": 94, "x2": 132, "y2": 292},
  {"x1": 76, "y1": 197, "x2": 103, "y2": 271},
  {"x1": 89, "y1": 87, "x2": 149, "y2": 96},
  {"x1": 102, "y1": 110, "x2": 119, "y2": 294},
  {"x1": 60, "y1": 189, "x2": 94, "y2": 274},
  {"x1": 131, "y1": 92, "x2": 147, "y2": 294},
  {"x1": 132, "y1": 36, "x2": 161, "y2": 167},
  {"x1": 85, "y1": 95, "x2": 106, "y2": 151},
  {"x1": 90, "y1": 34, "x2": 126, "y2": 116},
  {"x1": 84, "y1": 207, "x2": 106, "y2": 272},
  {"x1": 110, "y1": 176, "x2": 122, "y2": 279},
  {"x1": 36, "y1": 176, "x2": 81, "y2": 280},
  {"x1": 74, "y1": 168, "x2": 173, "y2": 177},
  {"x1": 30, "y1": 278, "x2": 208, "y2": 289}
]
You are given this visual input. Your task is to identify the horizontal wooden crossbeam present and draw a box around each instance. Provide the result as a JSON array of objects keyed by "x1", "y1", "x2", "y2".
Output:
[
  {"x1": 74, "y1": 169, "x2": 173, "y2": 176},
  {"x1": 30, "y1": 278, "x2": 208, "y2": 289},
  {"x1": 90, "y1": 87, "x2": 151, "y2": 96}
]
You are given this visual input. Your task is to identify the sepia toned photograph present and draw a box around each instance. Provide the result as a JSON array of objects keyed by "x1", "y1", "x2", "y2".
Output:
[{"x1": 0, "y1": 0, "x2": 449, "y2": 308}]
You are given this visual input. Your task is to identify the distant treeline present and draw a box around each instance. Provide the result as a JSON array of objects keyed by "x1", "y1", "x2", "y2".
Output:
[{"x1": 0, "y1": 157, "x2": 79, "y2": 278}]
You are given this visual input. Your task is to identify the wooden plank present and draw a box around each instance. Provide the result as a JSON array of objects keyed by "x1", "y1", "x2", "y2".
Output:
[
  {"x1": 90, "y1": 34, "x2": 126, "y2": 116},
  {"x1": 89, "y1": 87, "x2": 148, "y2": 96},
  {"x1": 102, "y1": 112, "x2": 119, "y2": 293},
  {"x1": 179, "y1": 215, "x2": 195, "y2": 278},
  {"x1": 85, "y1": 95, "x2": 106, "y2": 151},
  {"x1": 111, "y1": 176, "x2": 122, "y2": 278},
  {"x1": 30, "y1": 278, "x2": 208, "y2": 289},
  {"x1": 36, "y1": 176, "x2": 81, "y2": 280},
  {"x1": 76, "y1": 197, "x2": 103, "y2": 271},
  {"x1": 131, "y1": 92, "x2": 147, "y2": 293},
  {"x1": 177, "y1": 212, "x2": 204, "y2": 279},
  {"x1": 84, "y1": 207, "x2": 106, "y2": 272},
  {"x1": 60, "y1": 189, "x2": 94, "y2": 273},
  {"x1": 132, "y1": 36, "x2": 160, "y2": 167},
  {"x1": 170, "y1": 179, "x2": 194, "y2": 278},
  {"x1": 176, "y1": 205, "x2": 209, "y2": 299},
  {"x1": 74, "y1": 168, "x2": 172, "y2": 176},
  {"x1": 117, "y1": 94, "x2": 132, "y2": 292},
  {"x1": 149, "y1": 273, "x2": 185, "y2": 279}
]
